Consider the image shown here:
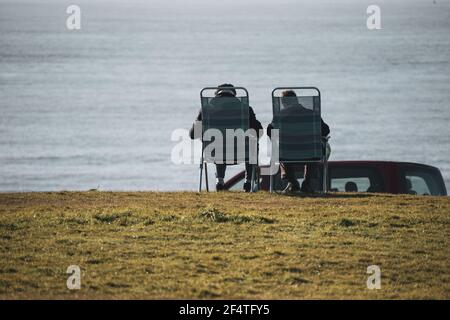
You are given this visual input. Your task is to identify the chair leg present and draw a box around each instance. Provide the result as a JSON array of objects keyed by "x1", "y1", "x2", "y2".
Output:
[
  {"x1": 204, "y1": 162, "x2": 209, "y2": 192},
  {"x1": 255, "y1": 166, "x2": 260, "y2": 192},
  {"x1": 269, "y1": 173, "x2": 273, "y2": 193},
  {"x1": 250, "y1": 165, "x2": 256, "y2": 192},
  {"x1": 322, "y1": 160, "x2": 328, "y2": 194},
  {"x1": 198, "y1": 160, "x2": 203, "y2": 192}
]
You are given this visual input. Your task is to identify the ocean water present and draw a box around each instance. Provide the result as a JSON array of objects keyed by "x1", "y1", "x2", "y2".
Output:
[{"x1": 1, "y1": 0, "x2": 449, "y2": 191}]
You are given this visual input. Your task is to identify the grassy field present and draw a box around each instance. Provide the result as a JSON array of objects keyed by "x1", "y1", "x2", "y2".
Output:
[{"x1": 0, "y1": 191, "x2": 449, "y2": 299}]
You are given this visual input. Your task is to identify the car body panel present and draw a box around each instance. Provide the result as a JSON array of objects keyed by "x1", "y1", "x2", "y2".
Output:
[{"x1": 224, "y1": 160, "x2": 447, "y2": 196}]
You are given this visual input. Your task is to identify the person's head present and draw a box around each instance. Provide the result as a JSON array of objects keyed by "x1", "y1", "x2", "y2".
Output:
[
  {"x1": 215, "y1": 83, "x2": 237, "y2": 97},
  {"x1": 345, "y1": 181, "x2": 358, "y2": 192},
  {"x1": 281, "y1": 90, "x2": 297, "y2": 108}
]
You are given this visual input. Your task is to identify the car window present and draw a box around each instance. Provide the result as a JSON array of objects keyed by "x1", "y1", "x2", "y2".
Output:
[
  {"x1": 331, "y1": 177, "x2": 371, "y2": 192},
  {"x1": 229, "y1": 178, "x2": 244, "y2": 191},
  {"x1": 329, "y1": 167, "x2": 385, "y2": 193},
  {"x1": 401, "y1": 167, "x2": 445, "y2": 196},
  {"x1": 405, "y1": 176, "x2": 429, "y2": 195}
]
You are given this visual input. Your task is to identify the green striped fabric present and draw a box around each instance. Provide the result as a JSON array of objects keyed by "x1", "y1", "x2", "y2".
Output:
[
  {"x1": 201, "y1": 96, "x2": 251, "y2": 163},
  {"x1": 272, "y1": 96, "x2": 323, "y2": 162}
]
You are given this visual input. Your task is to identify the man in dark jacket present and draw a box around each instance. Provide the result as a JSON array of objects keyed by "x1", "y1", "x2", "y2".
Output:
[
  {"x1": 190, "y1": 84, "x2": 263, "y2": 192},
  {"x1": 267, "y1": 90, "x2": 330, "y2": 193}
]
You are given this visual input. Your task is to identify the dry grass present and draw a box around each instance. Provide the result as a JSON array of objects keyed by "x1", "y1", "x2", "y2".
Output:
[{"x1": 0, "y1": 191, "x2": 449, "y2": 299}]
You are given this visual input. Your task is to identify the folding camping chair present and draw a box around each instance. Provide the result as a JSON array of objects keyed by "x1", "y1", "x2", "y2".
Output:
[
  {"x1": 269, "y1": 87, "x2": 329, "y2": 193},
  {"x1": 198, "y1": 87, "x2": 259, "y2": 192}
]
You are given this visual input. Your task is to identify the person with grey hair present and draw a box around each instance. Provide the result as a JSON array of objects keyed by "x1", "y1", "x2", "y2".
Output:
[{"x1": 267, "y1": 90, "x2": 330, "y2": 193}]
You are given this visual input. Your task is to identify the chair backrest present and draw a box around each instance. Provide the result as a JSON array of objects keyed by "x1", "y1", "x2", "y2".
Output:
[
  {"x1": 271, "y1": 87, "x2": 323, "y2": 162},
  {"x1": 200, "y1": 87, "x2": 252, "y2": 164}
]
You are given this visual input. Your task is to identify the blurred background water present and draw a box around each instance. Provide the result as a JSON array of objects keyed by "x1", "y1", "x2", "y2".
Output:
[{"x1": 0, "y1": 0, "x2": 449, "y2": 191}]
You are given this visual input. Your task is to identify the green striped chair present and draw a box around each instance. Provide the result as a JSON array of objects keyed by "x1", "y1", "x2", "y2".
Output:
[
  {"x1": 199, "y1": 87, "x2": 258, "y2": 192},
  {"x1": 270, "y1": 87, "x2": 328, "y2": 193}
]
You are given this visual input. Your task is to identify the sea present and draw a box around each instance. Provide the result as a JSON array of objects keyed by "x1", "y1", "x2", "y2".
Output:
[{"x1": 1, "y1": 0, "x2": 449, "y2": 191}]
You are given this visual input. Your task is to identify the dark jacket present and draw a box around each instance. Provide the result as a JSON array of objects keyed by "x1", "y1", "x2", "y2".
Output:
[
  {"x1": 267, "y1": 104, "x2": 330, "y2": 139},
  {"x1": 189, "y1": 97, "x2": 263, "y2": 140}
]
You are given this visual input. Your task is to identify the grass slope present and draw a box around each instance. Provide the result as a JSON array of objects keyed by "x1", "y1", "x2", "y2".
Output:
[{"x1": 0, "y1": 191, "x2": 449, "y2": 299}]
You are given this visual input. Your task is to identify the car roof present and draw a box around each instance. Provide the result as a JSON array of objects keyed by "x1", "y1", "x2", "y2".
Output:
[
  {"x1": 330, "y1": 160, "x2": 440, "y2": 170},
  {"x1": 260, "y1": 160, "x2": 440, "y2": 171}
]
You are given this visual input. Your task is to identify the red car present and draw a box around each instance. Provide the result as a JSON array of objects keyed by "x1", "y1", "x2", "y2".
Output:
[{"x1": 224, "y1": 161, "x2": 447, "y2": 196}]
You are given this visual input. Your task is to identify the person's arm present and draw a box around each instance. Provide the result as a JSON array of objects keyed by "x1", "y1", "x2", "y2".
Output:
[
  {"x1": 267, "y1": 122, "x2": 273, "y2": 139},
  {"x1": 189, "y1": 109, "x2": 202, "y2": 140},
  {"x1": 249, "y1": 107, "x2": 263, "y2": 138},
  {"x1": 321, "y1": 119, "x2": 330, "y2": 137}
]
